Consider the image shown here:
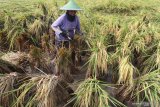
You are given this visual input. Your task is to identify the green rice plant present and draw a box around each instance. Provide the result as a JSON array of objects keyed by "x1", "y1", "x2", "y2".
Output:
[
  {"x1": 28, "y1": 19, "x2": 46, "y2": 43},
  {"x1": 118, "y1": 20, "x2": 149, "y2": 56},
  {"x1": 38, "y1": 3, "x2": 48, "y2": 16},
  {"x1": 13, "y1": 13, "x2": 28, "y2": 28},
  {"x1": 3, "y1": 13, "x2": 31, "y2": 50},
  {"x1": 3, "y1": 15, "x2": 13, "y2": 32},
  {"x1": 118, "y1": 69, "x2": 160, "y2": 107},
  {"x1": 83, "y1": 22, "x2": 113, "y2": 77},
  {"x1": 106, "y1": 19, "x2": 121, "y2": 37},
  {"x1": 86, "y1": 34, "x2": 108, "y2": 77},
  {"x1": 91, "y1": 0, "x2": 141, "y2": 16},
  {"x1": 139, "y1": 41, "x2": 160, "y2": 74},
  {"x1": 129, "y1": 33, "x2": 145, "y2": 54},
  {"x1": 114, "y1": 17, "x2": 157, "y2": 74},
  {"x1": 141, "y1": 53, "x2": 157, "y2": 74},
  {"x1": 134, "y1": 70, "x2": 160, "y2": 107},
  {"x1": 116, "y1": 16, "x2": 156, "y2": 56},
  {"x1": 68, "y1": 78, "x2": 126, "y2": 107},
  {"x1": 7, "y1": 26, "x2": 25, "y2": 50},
  {"x1": 45, "y1": 0, "x2": 60, "y2": 19},
  {"x1": 118, "y1": 34, "x2": 132, "y2": 56}
]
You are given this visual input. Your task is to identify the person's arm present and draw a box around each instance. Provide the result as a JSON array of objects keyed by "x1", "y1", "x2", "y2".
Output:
[
  {"x1": 51, "y1": 26, "x2": 62, "y2": 35},
  {"x1": 51, "y1": 15, "x2": 71, "y2": 40},
  {"x1": 75, "y1": 16, "x2": 81, "y2": 35},
  {"x1": 51, "y1": 15, "x2": 64, "y2": 35}
]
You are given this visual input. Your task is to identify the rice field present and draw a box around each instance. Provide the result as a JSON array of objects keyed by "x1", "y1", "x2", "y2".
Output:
[{"x1": 0, "y1": 0, "x2": 160, "y2": 107}]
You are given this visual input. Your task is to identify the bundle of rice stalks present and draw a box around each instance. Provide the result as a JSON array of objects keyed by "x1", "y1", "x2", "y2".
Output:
[
  {"x1": 68, "y1": 78, "x2": 126, "y2": 107},
  {"x1": 13, "y1": 74, "x2": 73, "y2": 107},
  {"x1": 54, "y1": 47, "x2": 74, "y2": 83},
  {"x1": 118, "y1": 56, "x2": 138, "y2": 85},
  {"x1": 0, "y1": 59, "x2": 25, "y2": 74},
  {"x1": 72, "y1": 35, "x2": 87, "y2": 66},
  {"x1": 0, "y1": 72, "x2": 20, "y2": 107},
  {"x1": 1, "y1": 51, "x2": 28, "y2": 66},
  {"x1": 117, "y1": 69, "x2": 160, "y2": 107},
  {"x1": 28, "y1": 45, "x2": 42, "y2": 68},
  {"x1": 87, "y1": 35, "x2": 108, "y2": 77}
]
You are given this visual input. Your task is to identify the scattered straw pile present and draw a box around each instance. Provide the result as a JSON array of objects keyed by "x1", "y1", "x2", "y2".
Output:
[
  {"x1": 1, "y1": 51, "x2": 28, "y2": 66},
  {"x1": 0, "y1": 73, "x2": 73, "y2": 107}
]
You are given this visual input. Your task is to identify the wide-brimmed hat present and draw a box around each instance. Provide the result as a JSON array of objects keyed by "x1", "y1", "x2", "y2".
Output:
[{"x1": 60, "y1": 0, "x2": 82, "y2": 11}]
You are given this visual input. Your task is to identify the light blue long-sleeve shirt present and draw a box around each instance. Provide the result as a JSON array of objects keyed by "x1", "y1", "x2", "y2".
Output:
[{"x1": 51, "y1": 13, "x2": 81, "y2": 41}]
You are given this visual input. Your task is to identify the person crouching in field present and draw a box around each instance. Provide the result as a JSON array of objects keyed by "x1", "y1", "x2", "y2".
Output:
[{"x1": 51, "y1": 0, "x2": 83, "y2": 76}]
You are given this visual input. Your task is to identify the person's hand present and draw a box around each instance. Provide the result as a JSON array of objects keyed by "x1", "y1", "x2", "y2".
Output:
[
  {"x1": 60, "y1": 31, "x2": 72, "y2": 40},
  {"x1": 61, "y1": 31, "x2": 67, "y2": 36}
]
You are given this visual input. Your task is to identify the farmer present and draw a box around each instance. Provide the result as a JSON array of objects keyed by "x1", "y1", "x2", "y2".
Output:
[
  {"x1": 50, "y1": 0, "x2": 83, "y2": 75},
  {"x1": 51, "y1": 0, "x2": 83, "y2": 48}
]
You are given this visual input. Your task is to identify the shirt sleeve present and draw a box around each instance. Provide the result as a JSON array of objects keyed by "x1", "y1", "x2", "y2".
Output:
[{"x1": 51, "y1": 15, "x2": 64, "y2": 34}]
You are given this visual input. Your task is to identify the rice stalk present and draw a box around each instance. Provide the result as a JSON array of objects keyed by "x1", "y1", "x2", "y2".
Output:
[
  {"x1": 156, "y1": 42, "x2": 160, "y2": 68},
  {"x1": 118, "y1": 56, "x2": 137, "y2": 85},
  {"x1": 38, "y1": 3, "x2": 48, "y2": 16},
  {"x1": 69, "y1": 78, "x2": 126, "y2": 107},
  {"x1": 4, "y1": 15, "x2": 13, "y2": 32}
]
